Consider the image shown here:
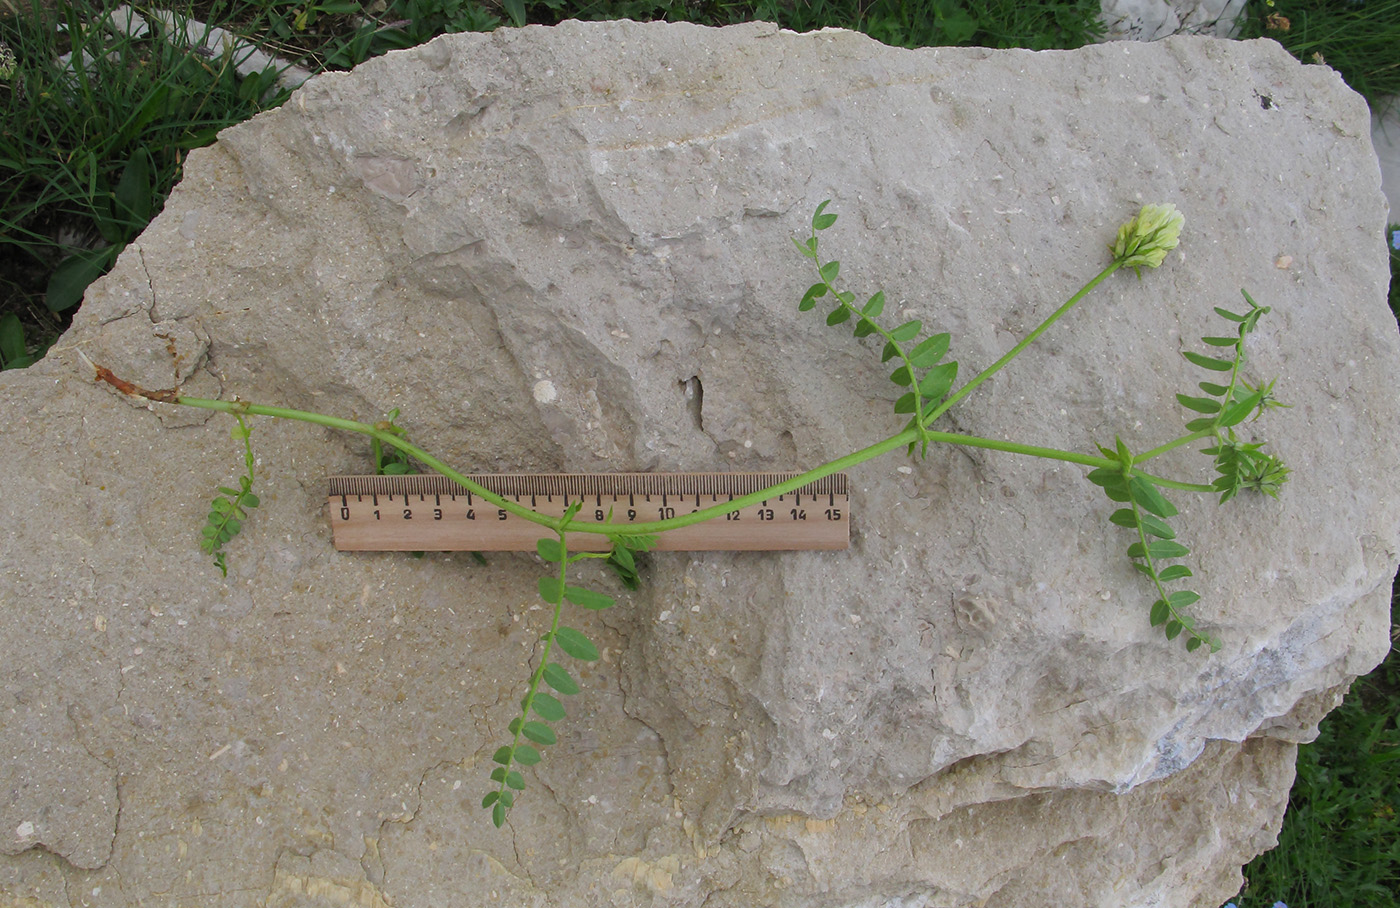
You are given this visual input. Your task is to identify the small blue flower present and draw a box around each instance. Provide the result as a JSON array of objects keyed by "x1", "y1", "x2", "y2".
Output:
[
  {"x1": 1272, "y1": 903, "x2": 1288, "y2": 908},
  {"x1": 1391, "y1": 229, "x2": 1399, "y2": 251},
  {"x1": 1223, "y1": 903, "x2": 1238, "y2": 908}
]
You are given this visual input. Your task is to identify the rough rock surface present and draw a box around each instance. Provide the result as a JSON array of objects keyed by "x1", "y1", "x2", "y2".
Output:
[
  {"x1": 1100, "y1": 0, "x2": 1246, "y2": 40},
  {"x1": 2, "y1": 22, "x2": 1396, "y2": 908}
]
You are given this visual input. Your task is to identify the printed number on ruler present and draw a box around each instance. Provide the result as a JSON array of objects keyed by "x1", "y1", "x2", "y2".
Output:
[{"x1": 327, "y1": 472, "x2": 849, "y2": 552}]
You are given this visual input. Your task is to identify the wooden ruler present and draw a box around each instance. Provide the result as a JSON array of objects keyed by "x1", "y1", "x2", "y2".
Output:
[{"x1": 328, "y1": 472, "x2": 849, "y2": 552}]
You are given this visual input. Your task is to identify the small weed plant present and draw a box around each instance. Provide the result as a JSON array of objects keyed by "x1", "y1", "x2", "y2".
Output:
[{"x1": 92, "y1": 202, "x2": 1289, "y2": 826}]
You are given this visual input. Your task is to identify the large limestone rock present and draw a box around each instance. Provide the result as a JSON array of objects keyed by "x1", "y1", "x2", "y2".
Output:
[{"x1": 2, "y1": 21, "x2": 1395, "y2": 908}]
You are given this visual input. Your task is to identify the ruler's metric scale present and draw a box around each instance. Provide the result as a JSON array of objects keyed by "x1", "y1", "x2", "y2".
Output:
[{"x1": 328, "y1": 472, "x2": 849, "y2": 552}]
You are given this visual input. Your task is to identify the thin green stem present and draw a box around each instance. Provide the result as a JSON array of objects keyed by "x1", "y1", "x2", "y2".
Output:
[
  {"x1": 175, "y1": 395, "x2": 1213, "y2": 540},
  {"x1": 175, "y1": 396, "x2": 561, "y2": 532},
  {"x1": 1135, "y1": 429, "x2": 1215, "y2": 464},
  {"x1": 922, "y1": 262, "x2": 1121, "y2": 427}
]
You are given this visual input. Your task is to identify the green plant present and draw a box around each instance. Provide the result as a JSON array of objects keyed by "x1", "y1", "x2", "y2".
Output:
[
  {"x1": 92, "y1": 201, "x2": 1288, "y2": 825},
  {"x1": 1240, "y1": 0, "x2": 1400, "y2": 111},
  {"x1": 1226, "y1": 592, "x2": 1400, "y2": 908},
  {"x1": 199, "y1": 413, "x2": 260, "y2": 577},
  {"x1": 0, "y1": 0, "x2": 292, "y2": 364}
]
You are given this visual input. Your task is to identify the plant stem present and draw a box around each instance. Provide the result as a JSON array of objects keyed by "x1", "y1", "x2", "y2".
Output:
[
  {"x1": 1135, "y1": 429, "x2": 1215, "y2": 464},
  {"x1": 173, "y1": 387, "x2": 1213, "y2": 541},
  {"x1": 921, "y1": 262, "x2": 1121, "y2": 428},
  {"x1": 175, "y1": 396, "x2": 561, "y2": 531}
]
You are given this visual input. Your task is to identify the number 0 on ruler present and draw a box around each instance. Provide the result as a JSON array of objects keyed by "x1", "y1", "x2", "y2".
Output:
[{"x1": 327, "y1": 472, "x2": 850, "y2": 552}]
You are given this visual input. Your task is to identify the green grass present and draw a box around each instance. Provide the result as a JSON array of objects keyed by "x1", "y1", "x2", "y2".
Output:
[
  {"x1": 0, "y1": 0, "x2": 291, "y2": 369},
  {"x1": 2, "y1": 4, "x2": 1399, "y2": 902},
  {"x1": 1228, "y1": 592, "x2": 1400, "y2": 908},
  {"x1": 1238, "y1": 0, "x2": 1400, "y2": 112},
  {"x1": 0, "y1": 0, "x2": 1105, "y2": 368}
]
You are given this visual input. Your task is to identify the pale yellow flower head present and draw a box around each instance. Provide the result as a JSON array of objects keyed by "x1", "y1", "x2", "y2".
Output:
[{"x1": 1110, "y1": 203, "x2": 1184, "y2": 275}]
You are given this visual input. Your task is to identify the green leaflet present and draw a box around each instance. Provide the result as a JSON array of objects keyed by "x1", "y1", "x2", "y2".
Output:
[
  {"x1": 531, "y1": 692, "x2": 566, "y2": 722},
  {"x1": 564, "y1": 586, "x2": 615, "y2": 610},
  {"x1": 553, "y1": 627, "x2": 600, "y2": 662},
  {"x1": 1182, "y1": 351, "x2": 1233, "y2": 371},
  {"x1": 543, "y1": 662, "x2": 580, "y2": 695},
  {"x1": 537, "y1": 576, "x2": 564, "y2": 604}
]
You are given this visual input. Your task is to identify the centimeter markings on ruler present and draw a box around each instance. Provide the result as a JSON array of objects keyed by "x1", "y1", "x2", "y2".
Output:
[{"x1": 327, "y1": 472, "x2": 850, "y2": 552}]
